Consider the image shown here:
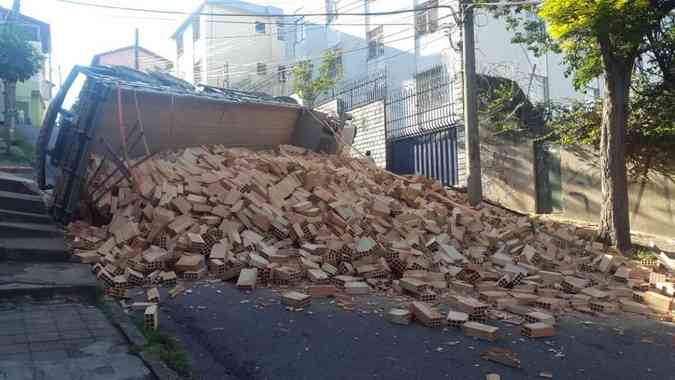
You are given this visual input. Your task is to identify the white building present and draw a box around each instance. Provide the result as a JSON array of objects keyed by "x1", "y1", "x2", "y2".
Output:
[
  {"x1": 171, "y1": 0, "x2": 290, "y2": 96},
  {"x1": 285, "y1": 0, "x2": 597, "y2": 104}
]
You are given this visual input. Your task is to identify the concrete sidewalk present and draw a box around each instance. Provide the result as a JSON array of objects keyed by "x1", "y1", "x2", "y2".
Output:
[
  {"x1": 0, "y1": 170, "x2": 155, "y2": 380},
  {"x1": 0, "y1": 299, "x2": 152, "y2": 380}
]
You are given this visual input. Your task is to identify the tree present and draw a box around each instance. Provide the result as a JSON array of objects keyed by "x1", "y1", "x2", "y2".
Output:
[
  {"x1": 489, "y1": 0, "x2": 674, "y2": 252},
  {"x1": 292, "y1": 50, "x2": 342, "y2": 108},
  {"x1": 0, "y1": 23, "x2": 44, "y2": 154}
]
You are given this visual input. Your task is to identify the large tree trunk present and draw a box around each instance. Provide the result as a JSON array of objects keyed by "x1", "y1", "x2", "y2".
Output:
[
  {"x1": 3, "y1": 80, "x2": 17, "y2": 156},
  {"x1": 598, "y1": 54, "x2": 633, "y2": 253}
]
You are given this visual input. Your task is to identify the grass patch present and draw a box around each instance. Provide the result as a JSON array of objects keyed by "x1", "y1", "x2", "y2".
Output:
[
  {"x1": 131, "y1": 313, "x2": 193, "y2": 378},
  {"x1": 0, "y1": 134, "x2": 34, "y2": 166},
  {"x1": 626, "y1": 246, "x2": 659, "y2": 261}
]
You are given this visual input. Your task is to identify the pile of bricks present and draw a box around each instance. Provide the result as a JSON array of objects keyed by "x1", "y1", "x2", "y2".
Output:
[{"x1": 67, "y1": 144, "x2": 674, "y2": 341}]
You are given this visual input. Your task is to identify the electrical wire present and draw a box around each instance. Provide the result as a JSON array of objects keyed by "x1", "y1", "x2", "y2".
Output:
[
  {"x1": 245, "y1": 32, "x2": 449, "y2": 92},
  {"x1": 54, "y1": 0, "x2": 456, "y2": 18},
  {"x1": 196, "y1": 24, "x2": 421, "y2": 78}
]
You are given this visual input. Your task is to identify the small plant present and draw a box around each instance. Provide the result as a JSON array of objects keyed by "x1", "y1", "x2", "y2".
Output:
[
  {"x1": 292, "y1": 49, "x2": 342, "y2": 108},
  {"x1": 131, "y1": 313, "x2": 193, "y2": 378}
]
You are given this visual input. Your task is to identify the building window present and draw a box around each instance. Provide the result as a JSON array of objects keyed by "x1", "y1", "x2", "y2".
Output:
[
  {"x1": 192, "y1": 15, "x2": 201, "y2": 41},
  {"x1": 367, "y1": 26, "x2": 384, "y2": 60},
  {"x1": 277, "y1": 20, "x2": 285, "y2": 41},
  {"x1": 329, "y1": 48, "x2": 342, "y2": 79},
  {"x1": 415, "y1": 0, "x2": 439, "y2": 37},
  {"x1": 257, "y1": 63, "x2": 267, "y2": 76},
  {"x1": 194, "y1": 59, "x2": 202, "y2": 84},
  {"x1": 176, "y1": 34, "x2": 184, "y2": 56},
  {"x1": 415, "y1": 66, "x2": 447, "y2": 122},
  {"x1": 295, "y1": 17, "x2": 306, "y2": 42},
  {"x1": 278, "y1": 65, "x2": 287, "y2": 82},
  {"x1": 326, "y1": 0, "x2": 338, "y2": 24},
  {"x1": 255, "y1": 21, "x2": 266, "y2": 34}
]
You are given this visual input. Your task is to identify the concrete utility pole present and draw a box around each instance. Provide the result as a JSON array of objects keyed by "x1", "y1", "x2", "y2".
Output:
[
  {"x1": 461, "y1": 0, "x2": 482, "y2": 206},
  {"x1": 134, "y1": 28, "x2": 140, "y2": 70}
]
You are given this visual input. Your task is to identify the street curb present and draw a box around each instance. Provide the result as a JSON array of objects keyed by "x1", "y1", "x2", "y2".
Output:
[
  {"x1": 0, "y1": 284, "x2": 98, "y2": 302},
  {"x1": 102, "y1": 297, "x2": 185, "y2": 380}
]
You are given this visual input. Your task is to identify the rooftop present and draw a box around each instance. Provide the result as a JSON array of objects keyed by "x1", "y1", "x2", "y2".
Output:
[{"x1": 171, "y1": 0, "x2": 284, "y2": 39}]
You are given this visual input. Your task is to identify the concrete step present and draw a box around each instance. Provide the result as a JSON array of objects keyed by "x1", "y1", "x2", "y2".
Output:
[
  {"x1": 0, "y1": 170, "x2": 38, "y2": 194},
  {"x1": 0, "y1": 190, "x2": 46, "y2": 214},
  {"x1": 0, "y1": 262, "x2": 97, "y2": 300},
  {"x1": 0, "y1": 208, "x2": 52, "y2": 224},
  {"x1": 0, "y1": 237, "x2": 71, "y2": 262},
  {"x1": 0, "y1": 221, "x2": 63, "y2": 238},
  {"x1": 0, "y1": 353, "x2": 152, "y2": 380}
]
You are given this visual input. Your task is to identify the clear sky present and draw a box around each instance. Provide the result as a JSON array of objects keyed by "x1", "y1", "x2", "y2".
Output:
[{"x1": 0, "y1": 0, "x2": 297, "y2": 85}]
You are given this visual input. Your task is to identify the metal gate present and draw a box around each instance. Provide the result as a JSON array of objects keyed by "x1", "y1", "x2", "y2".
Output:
[{"x1": 385, "y1": 65, "x2": 460, "y2": 186}]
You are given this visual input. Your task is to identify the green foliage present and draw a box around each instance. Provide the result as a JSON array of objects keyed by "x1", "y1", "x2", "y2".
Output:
[
  {"x1": 292, "y1": 50, "x2": 342, "y2": 107},
  {"x1": 0, "y1": 133, "x2": 34, "y2": 165},
  {"x1": 538, "y1": 0, "x2": 664, "y2": 88},
  {"x1": 486, "y1": 1, "x2": 675, "y2": 177},
  {"x1": 131, "y1": 313, "x2": 193, "y2": 378},
  {"x1": 0, "y1": 24, "x2": 44, "y2": 83}
]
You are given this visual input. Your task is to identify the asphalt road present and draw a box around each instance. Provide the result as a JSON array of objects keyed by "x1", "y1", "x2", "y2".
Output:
[{"x1": 150, "y1": 282, "x2": 675, "y2": 380}]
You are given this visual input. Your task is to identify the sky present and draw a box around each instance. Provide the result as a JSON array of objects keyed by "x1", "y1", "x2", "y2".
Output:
[{"x1": 0, "y1": 0, "x2": 296, "y2": 85}]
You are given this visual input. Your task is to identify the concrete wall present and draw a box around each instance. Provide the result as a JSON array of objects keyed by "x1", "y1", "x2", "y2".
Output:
[
  {"x1": 560, "y1": 148, "x2": 675, "y2": 238},
  {"x1": 316, "y1": 98, "x2": 387, "y2": 167},
  {"x1": 480, "y1": 128, "x2": 537, "y2": 214},
  {"x1": 480, "y1": 133, "x2": 675, "y2": 239},
  {"x1": 350, "y1": 100, "x2": 386, "y2": 168},
  {"x1": 202, "y1": 3, "x2": 288, "y2": 95}
]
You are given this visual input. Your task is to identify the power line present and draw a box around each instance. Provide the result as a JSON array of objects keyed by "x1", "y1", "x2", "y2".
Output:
[
  {"x1": 246, "y1": 33, "x2": 448, "y2": 93},
  {"x1": 193, "y1": 12, "x2": 453, "y2": 78},
  {"x1": 54, "y1": 0, "x2": 453, "y2": 18},
  {"x1": 197, "y1": 24, "x2": 421, "y2": 77}
]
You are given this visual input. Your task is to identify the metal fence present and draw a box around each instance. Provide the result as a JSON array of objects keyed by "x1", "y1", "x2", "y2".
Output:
[
  {"x1": 317, "y1": 70, "x2": 387, "y2": 112},
  {"x1": 315, "y1": 65, "x2": 461, "y2": 186},
  {"x1": 384, "y1": 65, "x2": 460, "y2": 186},
  {"x1": 385, "y1": 65, "x2": 459, "y2": 141}
]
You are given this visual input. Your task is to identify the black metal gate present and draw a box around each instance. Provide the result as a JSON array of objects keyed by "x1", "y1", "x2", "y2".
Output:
[{"x1": 385, "y1": 65, "x2": 460, "y2": 186}]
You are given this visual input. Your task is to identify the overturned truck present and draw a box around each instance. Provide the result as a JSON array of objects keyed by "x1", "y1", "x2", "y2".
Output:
[{"x1": 36, "y1": 65, "x2": 342, "y2": 223}]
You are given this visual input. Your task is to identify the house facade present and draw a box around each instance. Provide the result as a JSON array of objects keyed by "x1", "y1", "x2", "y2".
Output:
[
  {"x1": 281, "y1": 1, "x2": 602, "y2": 189},
  {"x1": 286, "y1": 0, "x2": 597, "y2": 104},
  {"x1": 171, "y1": 0, "x2": 290, "y2": 96},
  {"x1": 0, "y1": 7, "x2": 52, "y2": 129},
  {"x1": 92, "y1": 46, "x2": 173, "y2": 74}
]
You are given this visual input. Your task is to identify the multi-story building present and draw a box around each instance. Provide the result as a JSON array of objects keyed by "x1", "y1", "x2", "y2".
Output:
[
  {"x1": 91, "y1": 46, "x2": 173, "y2": 74},
  {"x1": 171, "y1": 0, "x2": 290, "y2": 96},
  {"x1": 0, "y1": 7, "x2": 52, "y2": 128},
  {"x1": 279, "y1": 1, "x2": 602, "y2": 188},
  {"x1": 285, "y1": 0, "x2": 596, "y2": 104}
]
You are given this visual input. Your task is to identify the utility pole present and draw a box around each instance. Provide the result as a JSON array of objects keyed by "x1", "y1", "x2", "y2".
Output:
[
  {"x1": 134, "y1": 28, "x2": 140, "y2": 70},
  {"x1": 461, "y1": 0, "x2": 482, "y2": 206}
]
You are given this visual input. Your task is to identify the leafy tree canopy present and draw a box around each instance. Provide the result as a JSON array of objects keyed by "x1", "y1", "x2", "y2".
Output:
[
  {"x1": 292, "y1": 50, "x2": 342, "y2": 107},
  {"x1": 0, "y1": 24, "x2": 44, "y2": 83},
  {"x1": 485, "y1": 0, "x2": 675, "y2": 177}
]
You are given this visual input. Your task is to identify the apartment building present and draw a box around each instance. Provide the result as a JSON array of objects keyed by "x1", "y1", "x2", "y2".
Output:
[
  {"x1": 171, "y1": 0, "x2": 290, "y2": 96},
  {"x1": 0, "y1": 6, "x2": 52, "y2": 128},
  {"x1": 286, "y1": 0, "x2": 595, "y2": 104}
]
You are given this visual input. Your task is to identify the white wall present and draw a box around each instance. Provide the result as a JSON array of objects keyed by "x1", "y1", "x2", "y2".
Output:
[
  {"x1": 286, "y1": 0, "x2": 588, "y2": 104},
  {"x1": 203, "y1": 3, "x2": 287, "y2": 95},
  {"x1": 473, "y1": 9, "x2": 587, "y2": 104},
  {"x1": 174, "y1": 3, "x2": 288, "y2": 95}
]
